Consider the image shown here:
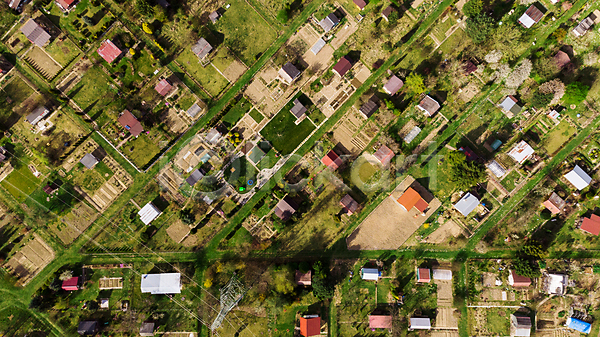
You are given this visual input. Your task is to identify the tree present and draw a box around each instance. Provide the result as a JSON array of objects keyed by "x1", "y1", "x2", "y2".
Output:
[
  {"x1": 142, "y1": 22, "x2": 153, "y2": 34},
  {"x1": 466, "y1": 14, "x2": 495, "y2": 44},
  {"x1": 538, "y1": 79, "x2": 565, "y2": 105},
  {"x1": 59, "y1": 270, "x2": 73, "y2": 281},
  {"x1": 505, "y1": 59, "x2": 532, "y2": 89},
  {"x1": 153, "y1": 5, "x2": 168, "y2": 22},
  {"x1": 564, "y1": 82, "x2": 590, "y2": 106},
  {"x1": 552, "y1": 28, "x2": 567, "y2": 42},
  {"x1": 272, "y1": 266, "x2": 295, "y2": 295},
  {"x1": 446, "y1": 151, "x2": 486, "y2": 190},
  {"x1": 462, "y1": 0, "x2": 483, "y2": 18},
  {"x1": 135, "y1": 0, "x2": 153, "y2": 16},
  {"x1": 312, "y1": 261, "x2": 334, "y2": 300},
  {"x1": 490, "y1": 23, "x2": 525, "y2": 61},
  {"x1": 387, "y1": 11, "x2": 399, "y2": 25},
  {"x1": 180, "y1": 208, "x2": 195, "y2": 225},
  {"x1": 277, "y1": 3, "x2": 291, "y2": 23},
  {"x1": 484, "y1": 50, "x2": 503, "y2": 64},
  {"x1": 404, "y1": 72, "x2": 426, "y2": 95},
  {"x1": 512, "y1": 257, "x2": 541, "y2": 277}
]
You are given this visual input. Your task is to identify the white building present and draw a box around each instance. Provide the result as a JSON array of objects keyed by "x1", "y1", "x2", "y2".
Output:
[
  {"x1": 563, "y1": 165, "x2": 592, "y2": 190},
  {"x1": 138, "y1": 202, "x2": 162, "y2": 225},
  {"x1": 360, "y1": 268, "x2": 380, "y2": 281},
  {"x1": 140, "y1": 273, "x2": 182, "y2": 294},
  {"x1": 453, "y1": 192, "x2": 479, "y2": 217},
  {"x1": 508, "y1": 141, "x2": 535, "y2": 164},
  {"x1": 409, "y1": 317, "x2": 431, "y2": 330},
  {"x1": 432, "y1": 269, "x2": 452, "y2": 280},
  {"x1": 487, "y1": 160, "x2": 507, "y2": 178},
  {"x1": 544, "y1": 273, "x2": 567, "y2": 295}
]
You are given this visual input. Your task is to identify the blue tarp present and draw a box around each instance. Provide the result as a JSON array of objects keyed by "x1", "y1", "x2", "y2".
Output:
[{"x1": 567, "y1": 317, "x2": 591, "y2": 334}]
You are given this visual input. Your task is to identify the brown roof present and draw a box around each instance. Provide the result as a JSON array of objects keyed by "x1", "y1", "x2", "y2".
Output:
[
  {"x1": 581, "y1": 214, "x2": 600, "y2": 236},
  {"x1": 322, "y1": 150, "x2": 343, "y2": 170},
  {"x1": 333, "y1": 56, "x2": 353, "y2": 77},
  {"x1": 383, "y1": 75, "x2": 404, "y2": 95},
  {"x1": 382, "y1": 5, "x2": 396, "y2": 19},
  {"x1": 369, "y1": 315, "x2": 392, "y2": 329},
  {"x1": 154, "y1": 78, "x2": 172, "y2": 96},
  {"x1": 418, "y1": 95, "x2": 440, "y2": 116},
  {"x1": 542, "y1": 192, "x2": 565, "y2": 214},
  {"x1": 463, "y1": 60, "x2": 477, "y2": 74},
  {"x1": 373, "y1": 145, "x2": 394, "y2": 166},
  {"x1": 0, "y1": 55, "x2": 13, "y2": 74},
  {"x1": 353, "y1": 0, "x2": 367, "y2": 10},
  {"x1": 510, "y1": 270, "x2": 532, "y2": 287},
  {"x1": 118, "y1": 110, "x2": 144, "y2": 136},
  {"x1": 340, "y1": 194, "x2": 359, "y2": 215},
  {"x1": 397, "y1": 187, "x2": 428, "y2": 212},
  {"x1": 554, "y1": 51, "x2": 570, "y2": 68},
  {"x1": 524, "y1": 5, "x2": 544, "y2": 23},
  {"x1": 274, "y1": 196, "x2": 298, "y2": 220},
  {"x1": 300, "y1": 317, "x2": 320, "y2": 337},
  {"x1": 417, "y1": 268, "x2": 430, "y2": 282},
  {"x1": 97, "y1": 40, "x2": 122, "y2": 64},
  {"x1": 295, "y1": 270, "x2": 311, "y2": 286}
]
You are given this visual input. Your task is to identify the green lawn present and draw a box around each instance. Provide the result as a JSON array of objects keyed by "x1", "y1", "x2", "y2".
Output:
[
  {"x1": 249, "y1": 108, "x2": 264, "y2": 123},
  {"x1": 44, "y1": 37, "x2": 80, "y2": 67},
  {"x1": 125, "y1": 134, "x2": 161, "y2": 168},
  {"x1": 258, "y1": 148, "x2": 279, "y2": 169},
  {"x1": 26, "y1": 181, "x2": 80, "y2": 215},
  {"x1": 67, "y1": 66, "x2": 117, "y2": 120},
  {"x1": 211, "y1": 46, "x2": 236, "y2": 73},
  {"x1": 222, "y1": 97, "x2": 253, "y2": 127},
  {"x1": 0, "y1": 164, "x2": 40, "y2": 202},
  {"x1": 260, "y1": 98, "x2": 316, "y2": 155},
  {"x1": 500, "y1": 170, "x2": 522, "y2": 191},
  {"x1": 214, "y1": 0, "x2": 278, "y2": 65},
  {"x1": 49, "y1": 0, "x2": 115, "y2": 47},
  {"x1": 542, "y1": 120, "x2": 577, "y2": 155},
  {"x1": 177, "y1": 91, "x2": 197, "y2": 111},
  {"x1": 2, "y1": 76, "x2": 34, "y2": 105},
  {"x1": 223, "y1": 156, "x2": 258, "y2": 192},
  {"x1": 176, "y1": 48, "x2": 229, "y2": 97},
  {"x1": 308, "y1": 108, "x2": 326, "y2": 125}
]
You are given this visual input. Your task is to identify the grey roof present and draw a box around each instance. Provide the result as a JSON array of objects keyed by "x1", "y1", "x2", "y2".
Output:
[
  {"x1": 359, "y1": 95, "x2": 379, "y2": 118},
  {"x1": 318, "y1": 13, "x2": 340, "y2": 32},
  {"x1": 0, "y1": 55, "x2": 13, "y2": 74},
  {"x1": 290, "y1": 99, "x2": 307, "y2": 119},
  {"x1": 454, "y1": 192, "x2": 479, "y2": 217},
  {"x1": 499, "y1": 96, "x2": 522, "y2": 115},
  {"x1": 191, "y1": 38, "x2": 212, "y2": 59},
  {"x1": 21, "y1": 19, "x2": 51, "y2": 48},
  {"x1": 77, "y1": 321, "x2": 98, "y2": 335},
  {"x1": 156, "y1": 0, "x2": 170, "y2": 8},
  {"x1": 205, "y1": 128, "x2": 221, "y2": 145},
  {"x1": 403, "y1": 126, "x2": 421, "y2": 143},
  {"x1": 26, "y1": 106, "x2": 49, "y2": 124},
  {"x1": 247, "y1": 145, "x2": 266, "y2": 164},
  {"x1": 140, "y1": 322, "x2": 155, "y2": 336},
  {"x1": 80, "y1": 153, "x2": 99, "y2": 169},
  {"x1": 278, "y1": 62, "x2": 301, "y2": 84},
  {"x1": 187, "y1": 103, "x2": 203, "y2": 118},
  {"x1": 383, "y1": 75, "x2": 404, "y2": 95},
  {"x1": 511, "y1": 315, "x2": 531, "y2": 337},
  {"x1": 487, "y1": 160, "x2": 506, "y2": 178},
  {"x1": 209, "y1": 11, "x2": 221, "y2": 23},
  {"x1": 311, "y1": 38, "x2": 326, "y2": 55},
  {"x1": 573, "y1": 16, "x2": 594, "y2": 36},
  {"x1": 186, "y1": 169, "x2": 204, "y2": 186},
  {"x1": 417, "y1": 95, "x2": 440, "y2": 116},
  {"x1": 274, "y1": 196, "x2": 298, "y2": 220}
]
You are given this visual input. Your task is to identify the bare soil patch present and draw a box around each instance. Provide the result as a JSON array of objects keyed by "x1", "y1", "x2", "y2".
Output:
[
  {"x1": 424, "y1": 219, "x2": 464, "y2": 244},
  {"x1": 24, "y1": 46, "x2": 62, "y2": 80},
  {"x1": 162, "y1": 108, "x2": 189, "y2": 134},
  {"x1": 4, "y1": 234, "x2": 54, "y2": 285},
  {"x1": 222, "y1": 59, "x2": 247, "y2": 82},
  {"x1": 166, "y1": 220, "x2": 191, "y2": 244},
  {"x1": 54, "y1": 202, "x2": 100, "y2": 245}
]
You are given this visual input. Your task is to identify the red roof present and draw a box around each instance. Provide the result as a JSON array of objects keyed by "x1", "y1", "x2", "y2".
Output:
[
  {"x1": 62, "y1": 276, "x2": 79, "y2": 291},
  {"x1": 581, "y1": 214, "x2": 600, "y2": 236},
  {"x1": 322, "y1": 150, "x2": 343, "y2": 170},
  {"x1": 340, "y1": 194, "x2": 358, "y2": 215},
  {"x1": 373, "y1": 145, "x2": 394, "y2": 166},
  {"x1": 118, "y1": 110, "x2": 144, "y2": 136},
  {"x1": 97, "y1": 40, "x2": 122, "y2": 64},
  {"x1": 154, "y1": 79, "x2": 172, "y2": 96},
  {"x1": 300, "y1": 317, "x2": 320, "y2": 337},
  {"x1": 397, "y1": 187, "x2": 428, "y2": 212},
  {"x1": 510, "y1": 270, "x2": 531, "y2": 287},
  {"x1": 369, "y1": 315, "x2": 392, "y2": 328},
  {"x1": 417, "y1": 268, "x2": 430, "y2": 282},
  {"x1": 57, "y1": 0, "x2": 76, "y2": 9},
  {"x1": 333, "y1": 56, "x2": 352, "y2": 77}
]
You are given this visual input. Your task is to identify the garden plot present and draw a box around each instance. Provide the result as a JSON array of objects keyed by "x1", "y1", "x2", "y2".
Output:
[
  {"x1": 468, "y1": 307, "x2": 513, "y2": 336},
  {"x1": 3, "y1": 234, "x2": 54, "y2": 286},
  {"x1": 347, "y1": 176, "x2": 441, "y2": 250},
  {"x1": 43, "y1": 35, "x2": 81, "y2": 67},
  {"x1": 162, "y1": 108, "x2": 189, "y2": 134},
  {"x1": 175, "y1": 48, "x2": 229, "y2": 97},
  {"x1": 51, "y1": 202, "x2": 100, "y2": 246},
  {"x1": 330, "y1": 14, "x2": 359, "y2": 50},
  {"x1": 211, "y1": 47, "x2": 248, "y2": 83},
  {"x1": 332, "y1": 108, "x2": 378, "y2": 154},
  {"x1": 23, "y1": 46, "x2": 63, "y2": 80},
  {"x1": 67, "y1": 66, "x2": 118, "y2": 124},
  {"x1": 424, "y1": 219, "x2": 466, "y2": 244},
  {"x1": 166, "y1": 220, "x2": 191, "y2": 244}
]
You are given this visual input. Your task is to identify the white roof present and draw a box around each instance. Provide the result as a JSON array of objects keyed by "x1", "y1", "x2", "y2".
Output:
[
  {"x1": 403, "y1": 126, "x2": 421, "y2": 143},
  {"x1": 545, "y1": 273, "x2": 567, "y2": 295},
  {"x1": 518, "y1": 13, "x2": 536, "y2": 28},
  {"x1": 487, "y1": 160, "x2": 506, "y2": 178},
  {"x1": 311, "y1": 38, "x2": 326, "y2": 55},
  {"x1": 508, "y1": 140, "x2": 534, "y2": 164},
  {"x1": 454, "y1": 192, "x2": 479, "y2": 217},
  {"x1": 138, "y1": 202, "x2": 161, "y2": 225},
  {"x1": 432, "y1": 269, "x2": 452, "y2": 280},
  {"x1": 361, "y1": 268, "x2": 380, "y2": 281},
  {"x1": 141, "y1": 273, "x2": 181, "y2": 294},
  {"x1": 564, "y1": 165, "x2": 592, "y2": 190},
  {"x1": 410, "y1": 318, "x2": 431, "y2": 329}
]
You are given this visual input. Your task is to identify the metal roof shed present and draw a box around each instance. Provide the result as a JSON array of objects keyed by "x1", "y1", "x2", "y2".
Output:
[
  {"x1": 409, "y1": 317, "x2": 431, "y2": 330},
  {"x1": 138, "y1": 202, "x2": 162, "y2": 225},
  {"x1": 140, "y1": 273, "x2": 181, "y2": 294},
  {"x1": 564, "y1": 165, "x2": 592, "y2": 190},
  {"x1": 432, "y1": 269, "x2": 452, "y2": 280},
  {"x1": 454, "y1": 192, "x2": 479, "y2": 217},
  {"x1": 361, "y1": 268, "x2": 380, "y2": 281},
  {"x1": 567, "y1": 317, "x2": 591, "y2": 334}
]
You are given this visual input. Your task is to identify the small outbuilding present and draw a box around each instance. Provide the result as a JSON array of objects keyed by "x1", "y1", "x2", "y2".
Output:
[
  {"x1": 278, "y1": 62, "x2": 301, "y2": 85},
  {"x1": 62, "y1": 276, "x2": 79, "y2": 291},
  {"x1": 373, "y1": 145, "x2": 394, "y2": 167},
  {"x1": 544, "y1": 273, "x2": 567, "y2": 295},
  {"x1": 542, "y1": 192, "x2": 566, "y2": 214},
  {"x1": 299, "y1": 316, "x2": 321, "y2": 337},
  {"x1": 397, "y1": 187, "x2": 428, "y2": 213},
  {"x1": 554, "y1": 50, "x2": 571, "y2": 68},
  {"x1": 432, "y1": 269, "x2": 452, "y2": 280},
  {"x1": 154, "y1": 78, "x2": 173, "y2": 97},
  {"x1": 340, "y1": 194, "x2": 359, "y2": 215},
  {"x1": 381, "y1": 6, "x2": 396, "y2": 21},
  {"x1": 403, "y1": 126, "x2": 421, "y2": 144},
  {"x1": 580, "y1": 214, "x2": 600, "y2": 236},
  {"x1": 318, "y1": 13, "x2": 340, "y2": 32},
  {"x1": 361, "y1": 268, "x2": 381, "y2": 281},
  {"x1": 290, "y1": 99, "x2": 307, "y2": 122},
  {"x1": 499, "y1": 96, "x2": 522, "y2": 117},
  {"x1": 487, "y1": 160, "x2": 507, "y2": 178},
  {"x1": 118, "y1": 110, "x2": 144, "y2": 137},
  {"x1": 139, "y1": 321, "x2": 155, "y2": 336},
  {"x1": 454, "y1": 192, "x2": 479, "y2": 217},
  {"x1": 138, "y1": 202, "x2": 162, "y2": 225},
  {"x1": 518, "y1": 5, "x2": 544, "y2": 28},
  {"x1": 274, "y1": 196, "x2": 299, "y2": 221},
  {"x1": 77, "y1": 321, "x2": 98, "y2": 335},
  {"x1": 369, "y1": 314, "x2": 392, "y2": 329},
  {"x1": 409, "y1": 317, "x2": 431, "y2": 330},
  {"x1": 383, "y1": 75, "x2": 404, "y2": 95},
  {"x1": 566, "y1": 317, "x2": 591, "y2": 334},
  {"x1": 192, "y1": 38, "x2": 213, "y2": 60},
  {"x1": 508, "y1": 270, "x2": 531, "y2": 287},
  {"x1": 321, "y1": 150, "x2": 343, "y2": 170},
  {"x1": 205, "y1": 128, "x2": 222, "y2": 145},
  {"x1": 295, "y1": 270, "x2": 312, "y2": 286},
  {"x1": 417, "y1": 268, "x2": 430, "y2": 283},
  {"x1": 511, "y1": 314, "x2": 532, "y2": 337},
  {"x1": 185, "y1": 169, "x2": 204, "y2": 186},
  {"x1": 21, "y1": 19, "x2": 51, "y2": 48},
  {"x1": 417, "y1": 95, "x2": 440, "y2": 117},
  {"x1": 359, "y1": 95, "x2": 380, "y2": 118},
  {"x1": 333, "y1": 56, "x2": 353, "y2": 77},
  {"x1": 140, "y1": 273, "x2": 182, "y2": 294},
  {"x1": 56, "y1": 0, "x2": 77, "y2": 11},
  {"x1": 508, "y1": 140, "x2": 535, "y2": 164},
  {"x1": 26, "y1": 106, "x2": 50, "y2": 125},
  {"x1": 98, "y1": 39, "x2": 122, "y2": 64},
  {"x1": 564, "y1": 165, "x2": 592, "y2": 190},
  {"x1": 310, "y1": 38, "x2": 326, "y2": 55},
  {"x1": 80, "y1": 153, "x2": 99, "y2": 169},
  {"x1": 209, "y1": 11, "x2": 221, "y2": 24}
]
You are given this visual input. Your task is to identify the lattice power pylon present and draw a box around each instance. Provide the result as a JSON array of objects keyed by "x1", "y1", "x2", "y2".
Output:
[{"x1": 210, "y1": 273, "x2": 247, "y2": 331}]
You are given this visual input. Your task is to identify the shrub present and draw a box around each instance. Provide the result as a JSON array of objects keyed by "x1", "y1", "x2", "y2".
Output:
[
  {"x1": 564, "y1": 82, "x2": 590, "y2": 106},
  {"x1": 463, "y1": 0, "x2": 483, "y2": 18}
]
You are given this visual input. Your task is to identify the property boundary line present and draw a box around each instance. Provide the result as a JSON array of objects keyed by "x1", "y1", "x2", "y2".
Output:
[{"x1": 95, "y1": 130, "x2": 142, "y2": 173}]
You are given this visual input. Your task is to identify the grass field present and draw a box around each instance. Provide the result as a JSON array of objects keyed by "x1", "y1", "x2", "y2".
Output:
[
  {"x1": 542, "y1": 120, "x2": 577, "y2": 155},
  {"x1": 2, "y1": 76, "x2": 35, "y2": 105},
  {"x1": 500, "y1": 170, "x2": 522, "y2": 191},
  {"x1": 260, "y1": 98, "x2": 315, "y2": 155},
  {"x1": 68, "y1": 66, "x2": 117, "y2": 120},
  {"x1": 49, "y1": 0, "x2": 115, "y2": 44},
  {"x1": 44, "y1": 37, "x2": 80, "y2": 67},
  {"x1": 249, "y1": 108, "x2": 264, "y2": 123},
  {"x1": 211, "y1": 46, "x2": 236, "y2": 73},
  {"x1": 222, "y1": 97, "x2": 253, "y2": 127},
  {"x1": 125, "y1": 134, "x2": 161, "y2": 168},
  {"x1": 214, "y1": 0, "x2": 278, "y2": 65},
  {"x1": 177, "y1": 90, "x2": 197, "y2": 111},
  {"x1": 1, "y1": 164, "x2": 40, "y2": 202},
  {"x1": 176, "y1": 48, "x2": 229, "y2": 97}
]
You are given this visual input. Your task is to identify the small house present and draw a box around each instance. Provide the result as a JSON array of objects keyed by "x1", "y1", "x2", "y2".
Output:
[
  {"x1": 397, "y1": 187, "x2": 428, "y2": 213},
  {"x1": 340, "y1": 194, "x2": 359, "y2": 215},
  {"x1": 26, "y1": 106, "x2": 50, "y2": 125},
  {"x1": 403, "y1": 126, "x2": 421, "y2": 143},
  {"x1": 417, "y1": 95, "x2": 440, "y2": 117},
  {"x1": 359, "y1": 95, "x2": 380, "y2": 118},
  {"x1": 381, "y1": 6, "x2": 396, "y2": 21},
  {"x1": 290, "y1": 99, "x2": 307, "y2": 122},
  {"x1": 295, "y1": 270, "x2": 312, "y2": 286},
  {"x1": 118, "y1": 110, "x2": 144, "y2": 137},
  {"x1": 299, "y1": 316, "x2": 321, "y2": 337},
  {"x1": 278, "y1": 62, "x2": 301, "y2": 85},
  {"x1": 97, "y1": 39, "x2": 122, "y2": 64},
  {"x1": 0, "y1": 147, "x2": 7, "y2": 163},
  {"x1": 77, "y1": 321, "x2": 98, "y2": 336},
  {"x1": 333, "y1": 56, "x2": 353, "y2": 77},
  {"x1": 369, "y1": 314, "x2": 392, "y2": 329},
  {"x1": 463, "y1": 60, "x2": 477, "y2": 75},
  {"x1": 361, "y1": 268, "x2": 381, "y2": 281},
  {"x1": 409, "y1": 317, "x2": 431, "y2": 330},
  {"x1": 373, "y1": 145, "x2": 394, "y2": 166},
  {"x1": 353, "y1": 0, "x2": 368, "y2": 10},
  {"x1": 154, "y1": 78, "x2": 173, "y2": 97},
  {"x1": 564, "y1": 165, "x2": 592, "y2": 190},
  {"x1": 0, "y1": 55, "x2": 13, "y2": 76},
  {"x1": 205, "y1": 128, "x2": 222, "y2": 145},
  {"x1": 572, "y1": 13, "x2": 597, "y2": 37},
  {"x1": 8, "y1": 0, "x2": 24, "y2": 10},
  {"x1": 209, "y1": 11, "x2": 221, "y2": 24},
  {"x1": 499, "y1": 96, "x2": 522, "y2": 117},
  {"x1": 21, "y1": 19, "x2": 51, "y2": 48},
  {"x1": 43, "y1": 183, "x2": 59, "y2": 195},
  {"x1": 566, "y1": 317, "x2": 591, "y2": 334},
  {"x1": 274, "y1": 196, "x2": 299, "y2": 221},
  {"x1": 80, "y1": 153, "x2": 99, "y2": 169},
  {"x1": 247, "y1": 145, "x2": 266, "y2": 164},
  {"x1": 192, "y1": 38, "x2": 213, "y2": 60},
  {"x1": 554, "y1": 51, "x2": 571, "y2": 68},
  {"x1": 138, "y1": 202, "x2": 162, "y2": 225},
  {"x1": 518, "y1": 5, "x2": 544, "y2": 28},
  {"x1": 544, "y1": 273, "x2": 567, "y2": 295},
  {"x1": 508, "y1": 270, "x2": 531, "y2": 287},
  {"x1": 62, "y1": 276, "x2": 79, "y2": 291},
  {"x1": 487, "y1": 160, "x2": 507, "y2": 178},
  {"x1": 417, "y1": 268, "x2": 430, "y2": 283},
  {"x1": 56, "y1": 0, "x2": 77, "y2": 11},
  {"x1": 432, "y1": 269, "x2": 452, "y2": 280},
  {"x1": 321, "y1": 150, "x2": 343, "y2": 170},
  {"x1": 511, "y1": 314, "x2": 532, "y2": 337},
  {"x1": 542, "y1": 192, "x2": 566, "y2": 214},
  {"x1": 454, "y1": 192, "x2": 479, "y2": 217},
  {"x1": 508, "y1": 140, "x2": 535, "y2": 164},
  {"x1": 99, "y1": 298, "x2": 109, "y2": 309},
  {"x1": 318, "y1": 13, "x2": 340, "y2": 33},
  {"x1": 580, "y1": 214, "x2": 600, "y2": 236},
  {"x1": 383, "y1": 75, "x2": 404, "y2": 95},
  {"x1": 140, "y1": 273, "x2": 182, "y2": 294},
  {"x1": 139, "y1": 322, "x2": 155, "y2": 336},
  {"x1": 310, "y1": 38, "x2": 326, "y2": 55},
  {"x1": 186, "y1": 103, "x2": 204, "y2": 118},
  {"x1": 185, "y1": 169, "x2": 204, "y2": 186}
]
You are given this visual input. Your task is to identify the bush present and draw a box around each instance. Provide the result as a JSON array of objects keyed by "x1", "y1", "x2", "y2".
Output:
[
  {"x1": 564, "y1": 82, "x2": 590, "y2": 106},
  {"x1": 466, "y1": 14, "x2": 495, "y2": 44},
  {"x1": 277, "y1": 5, "x2": 291, "y2": 23},
  {"x1": 462, "y1": 0, "x2": 482, "y2": 18},
  {"x1": 531, "y1": 91, "x2": 553, "y2": 109}
]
